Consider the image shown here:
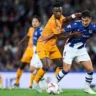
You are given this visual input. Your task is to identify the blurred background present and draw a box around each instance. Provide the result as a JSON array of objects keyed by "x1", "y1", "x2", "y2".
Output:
[{"x1": 0, "y1": 0, "x2": 96, "y2": 72}]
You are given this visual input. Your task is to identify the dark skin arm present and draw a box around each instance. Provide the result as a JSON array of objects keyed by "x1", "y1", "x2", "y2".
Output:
[
  {"x1": 40, "y1": 30, "x2": 82, "y2": 42},
  {"x1": 57, "y1": 31, "x2": 82, "y2": 40},
  {"x1": 55, "y1": 13, "x2": 81, "y2": 30},
  {"x1": 65, "y1": 13, "x2": 81, "y2": 22}
]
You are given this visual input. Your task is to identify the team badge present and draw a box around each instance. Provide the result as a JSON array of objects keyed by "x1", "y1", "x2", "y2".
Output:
[{"x1": 89, "y1": 30, "x2": 92, "y2": 33}]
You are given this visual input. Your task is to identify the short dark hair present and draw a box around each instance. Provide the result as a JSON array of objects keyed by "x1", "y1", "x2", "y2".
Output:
[
  {"x1": 32, "y1": 15, "x2": 41, "y2": 22},
  {"x1": 81, "y1": 10, "x2": 92, "y2": 18},
  {"x1": 53, "y1": 2, "x2": 63, "y2": 8}
]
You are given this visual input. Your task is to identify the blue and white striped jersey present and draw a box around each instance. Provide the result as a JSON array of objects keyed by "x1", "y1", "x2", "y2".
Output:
[
  {"x1": 33, "y1": 27, "x2": 42, "y2": 46},
  {"x1": 64, "y1": 20, "x2": 96, "y2": 49}
]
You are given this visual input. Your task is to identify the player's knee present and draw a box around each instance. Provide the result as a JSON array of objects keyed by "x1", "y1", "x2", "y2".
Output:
[
  {"x1": 63, "y1": 63, "x2": 71, "y2": 72},
  {"x1": 30, "y1": 66, "x2": 35, "y2": 73},
  {"x1": 43, "y1": 64, "x2": 49, "y2": 71},
  {"x1": 56, "y1": 62, "x2": 63, "y2": 68},
  {"x1": 19, "y1": 62, "x2": 27, "y2": 70},
  {"x1": 86, "y1": 67, "x2": 94, "y2": 72}
]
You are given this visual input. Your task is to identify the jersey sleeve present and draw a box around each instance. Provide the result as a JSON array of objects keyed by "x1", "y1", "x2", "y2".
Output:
[
  {"x1": 27, "y1": 28, "x2": 31, "y2": 37},
  {"x1": 64, "y1": 22, "x2": 78, "y2": 33},
  {"x1": 51, "y1": 22, "x2": 61, "y2": 34}
]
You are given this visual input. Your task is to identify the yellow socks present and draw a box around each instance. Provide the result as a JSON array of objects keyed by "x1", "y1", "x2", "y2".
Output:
[
  {"x1": 0, "y1": 74, "x2": 2, "y2": 84},
  {"x1": 55, "y1": 67, "x2": 62, "y2": 76},
  {"x1": 34, "y1": 68, "x2": 45, "y2": 83},
  {"x1": 15, "y1": 68, "x2": 23, "y2": 84},
  {"x1": 29, "y1": 74, "x2": 35, "y2": 87}
]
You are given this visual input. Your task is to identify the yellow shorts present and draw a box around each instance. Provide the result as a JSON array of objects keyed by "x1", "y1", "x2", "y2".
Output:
[
  {"x1": 37, "y1": 42, "x2": 62, "y2": 59},
  {"x1": 21, "y1": 47, "x2": 33, "y2": 63}
]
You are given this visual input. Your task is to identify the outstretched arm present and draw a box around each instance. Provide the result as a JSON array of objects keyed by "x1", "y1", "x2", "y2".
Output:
[
  {"x1": 57, "y1": 31, "x2": 82, "y2": 40},
  {"x1": 40, "y1": 30, "x2": 82, "y2": 42},
  {"x1": 18, "y1": 35, "x2": 29, "y2": 46}
]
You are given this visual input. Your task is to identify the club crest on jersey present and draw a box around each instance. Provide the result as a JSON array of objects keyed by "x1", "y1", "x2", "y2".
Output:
[
  {"x1": 89, "y1": 30, "x2": 92, "y2": 33},
  {"x1": 67, "y1": 24, "x2": 71, "y2": 28}
]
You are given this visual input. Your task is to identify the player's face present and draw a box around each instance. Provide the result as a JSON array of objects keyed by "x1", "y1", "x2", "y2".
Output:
[
  {"x1": 32, "y1": 18, "x2": 41, "y2": 28},
  {"x1": 53, "y1": 7, "x2": 62, "y2": 19},
  {"x1": 82, "y1": 17, "x2": 91, "y2": 27}
]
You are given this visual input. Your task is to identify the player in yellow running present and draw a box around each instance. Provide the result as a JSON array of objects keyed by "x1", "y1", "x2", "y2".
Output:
[
  {"x1": 13, "y1": 15, "x2": 42, "y2": 88},
  {"x1": 33, "y1": 2, "x2": 81, "y2": 92}
]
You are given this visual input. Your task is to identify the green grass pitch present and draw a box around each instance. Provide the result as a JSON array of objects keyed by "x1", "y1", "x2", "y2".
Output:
[{"x1": 0, "y1": 89, "x2": 96, "y2": 96}]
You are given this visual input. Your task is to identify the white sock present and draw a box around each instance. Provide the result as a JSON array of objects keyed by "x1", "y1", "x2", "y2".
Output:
[
  {"x1": 85, "y1": 72, "x2": 93, "y2": 88},
  {"x1": 56, "y1": 70, "x2": 68, "y2": 82}
]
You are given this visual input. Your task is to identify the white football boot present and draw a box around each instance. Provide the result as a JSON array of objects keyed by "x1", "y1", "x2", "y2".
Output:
[
  {"x1": 33, "y1": 81, "x2": 42, "y2": 93},
  {"x1": 10, "y1": 83, "x2": 19, "y2": 89},
  {"x1": 84, "y1": 84, "x2": 96, "y2": 94},
  {"x1": 0, "y1": 84, "x2": 4, "y2": 89}
]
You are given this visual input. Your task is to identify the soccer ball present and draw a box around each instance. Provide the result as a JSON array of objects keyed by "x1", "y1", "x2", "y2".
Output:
[{"x1": 46, "y1": 82, "x2": 60, "y2": 94}]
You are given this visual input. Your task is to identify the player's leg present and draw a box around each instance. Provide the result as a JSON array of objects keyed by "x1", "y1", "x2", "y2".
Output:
[
  {"x1": 30, "y1": 46, "x2": 43, "y2": 88},
  {"x1": 33, "y1": 57, "x2": 51, "y2": 93},
  {"x1": 0, "y1": 74, "x2": 2, "y2": 85},
  {"x1": 56, "y1": 62, "x2": 71, "y2": 82},
  {"x1": 30, "y1": 50, "x2": 49, "y2": 92},
  {"x1": 53, "y1": 58, "x2": 70, "y2": 92},
  {"x1": 53, "y1": 58, "x2": 63, "y2": 76},
  {"x1": 14, "y1": 48, "x2": 33, "y2": 87},
  {"x1": 34, "y1": 57, "x2": 51, "y2": 83},
  {"x1": 76, "y1": 47, "x2": 96, "y2": 94},
  {"x1": 80, "y1": 60, "x2": 96, "y2": 94},
  {"x1": 50, "y1": 46, "x2": 63, "y2": 76},
  {"x1": 30, "y1": 65, "x2": 38, "y2": 88},
  {"x1": 56, "y1": 44, "x2": 76, "y2": 82},
  {"x1": 0, "y1": 74, "x2": 4, "y2": 89},
  {"x1": 14, "y1": 62, "x2": 27, "y2": 87}
]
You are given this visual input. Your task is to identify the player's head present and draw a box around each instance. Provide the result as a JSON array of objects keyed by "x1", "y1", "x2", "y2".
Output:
[
  {"x1": 53, "y1": 2, "x2": 63, "y2": 19},
  {"x1": 32, "y1": 15, "x2": 41, "y2": 28},
  {"x1": 81, "y1": 10, "x2": 92, "y2": 27}
]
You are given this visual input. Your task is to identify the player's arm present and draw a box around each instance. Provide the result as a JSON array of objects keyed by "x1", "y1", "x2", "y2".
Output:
[
  {"x1": 40, "y1": 22, "x2": 80, "y2": 41},
  {"x1": 64, "y1": 13, "x2": 81, "y2": 22},
  {"x1": 57, "y1": 30, "x2": 82, "y2": 40},
  {"x1": 40, "y1": 33, "x2": 55, "y2": 42},
  {"x1": 57, "y1": 22, "x2": 82, "y2": 39},
  {"x1": 39, "y1": 26, "x2": 71, "y2": 42},
  {"x1": 18, "y1": 35, "x2": 29, "y2": 46},
  {"x1": 40, "y1": 30, "x2": 81, "y2": 42},
  {"x1": 47, "y1": 28, "x2": 82, "y2": 40},
  {"x1": 18, "y1": 28, "x2": 32, "y2": 46}
]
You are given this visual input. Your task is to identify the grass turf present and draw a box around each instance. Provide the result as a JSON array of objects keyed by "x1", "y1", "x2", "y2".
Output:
[{"x1": 0, "y1": 89, "x2": 96, "y2": 96}]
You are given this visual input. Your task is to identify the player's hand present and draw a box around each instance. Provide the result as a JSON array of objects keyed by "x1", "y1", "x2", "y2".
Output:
[
  {"x1": 39, "y1": 36, "x2": 48, "y2": 43},
  {"x1": 74, "y1": 12, "x2": 81, "y2": 18}
]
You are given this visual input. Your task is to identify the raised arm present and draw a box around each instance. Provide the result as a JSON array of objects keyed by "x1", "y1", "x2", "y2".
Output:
[{"x1": 64, "y1": 13, "x2": 81, "y2": 22}]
